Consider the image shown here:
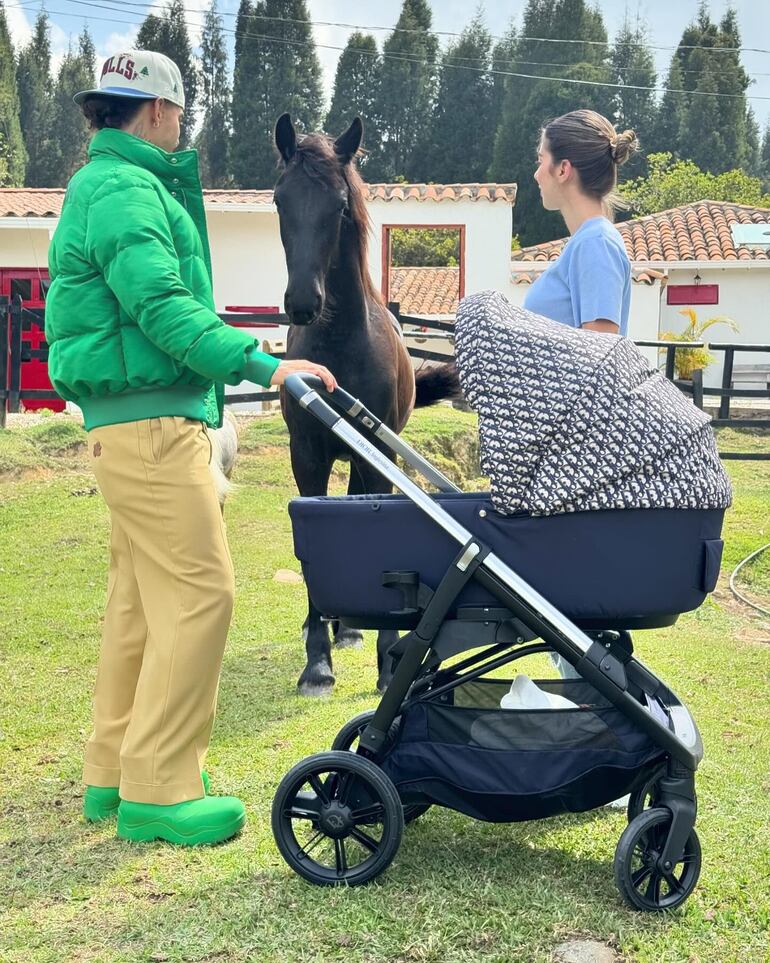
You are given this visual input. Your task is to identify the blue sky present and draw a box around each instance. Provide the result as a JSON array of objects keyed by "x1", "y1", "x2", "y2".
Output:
[{"x1": 6, "y1": 0, "x2": 770, "y2": 134}]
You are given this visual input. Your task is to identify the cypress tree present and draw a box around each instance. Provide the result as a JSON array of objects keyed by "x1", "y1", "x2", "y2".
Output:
[
  {"x1": 490, "y1": 0, "x2": 613, "y2": 244},
  {"x1": 377, "y1": 0, "x2": 439, "y2": 181},
  {"x1": 611, "y1": 15, "x2": 656, "y2": 178},
  {"x1": 196, "y1": 0, "x2": 231, "y2": 187},
  {"x1": 16, "y1": 10, "x2": 55, "y2": 186},
  {"x1": 489, "y1": 21, "x2": 517, "y2": 144},
  {"x1": 429, "y1": 11, "x2": 494, "y2": 183},
  {"x1": 0, "y1": 1, "x2": 25, "y2": 185},
  {"x1": 231, "y1": 0, "x2": 322, "y2": 188},
  {"x1": 50, "y1": 28, "x2": 95, "y2": 184},
  {"x1": 325, "y1": 32, "x2": 383, "y2": 178},
  {"x1": 136, "y1": 0, "x2": 199, "y2": 147}
]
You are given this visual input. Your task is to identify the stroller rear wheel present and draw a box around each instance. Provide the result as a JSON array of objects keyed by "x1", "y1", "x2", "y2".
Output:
[
  {"x1": 332, "y1": 711, "x2": 432, "y2": 824},
  {"x1": 614, "y1": 807, "x2": 701, "y2": 911},
  {"x1": 271, "y1": 750, "x2": 404, "y2": 886}
]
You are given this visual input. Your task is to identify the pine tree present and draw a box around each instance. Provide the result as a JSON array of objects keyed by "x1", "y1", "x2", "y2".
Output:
[
  {"x1": 490, "y1": 21, "x2": 517, "y2": 145},
  {"x1": 325, "y1": 32, "x2": 383, "y2": 178},
  {"x1": 611, "y1": 15, "x2": 656, "y2": 179},
  {"x1": 196, "y1": 0, "x2": 231, "y2": 187},
  {"x1": 136, "y1": 0, "x2": 199, "y2": 148},
  {"x1": 377, "y1": 0, "x2": 439, "y2": 181},
  {"x1": 652, "y1": 57, "x2": 687, "y2": 161},
  {"x1": 0, "y1": 1, "x2": 26, "y2": 186},
  {"x1": 231, "y1": 0, "x2": 323, "y2": 188},
  {"x1": 429, "y1": 11, "x2": 494, "y2": 183},
  {"x1": 490, "y1": 0, "x2": 613, "y2": 244},
  {"x1": 760, "y1": 123, "x2": 770, "y2": 193},
  {"x1": 16, "y1": 10, "x2": 55, "y2": 186},
  {"x1": 658, "y1": 4, "x2": 751, "y2": 174},
  {"x1": 50, "y1": 28, "x2": 95, "y2": 184}
]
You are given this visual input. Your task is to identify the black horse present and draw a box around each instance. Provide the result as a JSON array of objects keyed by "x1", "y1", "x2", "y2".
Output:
[{"x1": 274, "y1": 113, "x2": 459, "y2": 696}]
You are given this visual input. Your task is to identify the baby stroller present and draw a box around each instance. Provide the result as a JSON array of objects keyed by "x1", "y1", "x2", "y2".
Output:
[{"x1": 271, "y1": 293, "x2": 731, "y2": 911}]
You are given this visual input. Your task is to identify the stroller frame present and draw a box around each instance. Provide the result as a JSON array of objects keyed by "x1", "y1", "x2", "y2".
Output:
[{"x1": 271, "y1": 374, "x2": 704, "y2": 910}]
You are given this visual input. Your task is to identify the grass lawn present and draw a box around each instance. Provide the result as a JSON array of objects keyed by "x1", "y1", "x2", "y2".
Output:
[{"x1": 0, "y1": 410, "x2": 768, "y2": 963}]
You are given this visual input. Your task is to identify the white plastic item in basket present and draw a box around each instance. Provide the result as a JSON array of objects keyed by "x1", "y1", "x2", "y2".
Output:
[{"x1": 500, "y1": 674, "x2": 579, "y2": 710}]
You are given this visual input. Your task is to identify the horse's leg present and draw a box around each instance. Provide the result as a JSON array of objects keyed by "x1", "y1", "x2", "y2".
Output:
[
  {"x1": 348, "y1": 453, "x2": 400, "y2": 694},
  {"x1": 330, "y1": 459, "x2": 366, "y2": 651},
  {"x1": 290, "y1": 439, "x2": 336, "y2": 697}
]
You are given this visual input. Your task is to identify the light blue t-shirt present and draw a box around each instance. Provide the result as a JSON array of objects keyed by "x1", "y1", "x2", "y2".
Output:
[{"x1": 523, "y1": 217, "x2": 631, "y2": 336}]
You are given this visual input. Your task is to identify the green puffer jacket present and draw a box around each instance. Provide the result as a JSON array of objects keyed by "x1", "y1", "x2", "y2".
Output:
[{"x1": 46, "y1": 128, "x2": 279, "y2": 430}]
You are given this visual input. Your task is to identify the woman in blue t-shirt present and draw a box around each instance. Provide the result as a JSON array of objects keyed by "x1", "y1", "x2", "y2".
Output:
[
  {"x1": 523, "y1": 110, "x2": 638, "y2": 697},
  {"x1": 524, "y1": 109, "x2": 638, "y2": 336}
]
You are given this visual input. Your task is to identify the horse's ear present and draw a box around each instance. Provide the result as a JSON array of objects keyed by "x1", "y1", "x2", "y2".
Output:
[
  {"x1": 334, "y1": 117, "x2": 363, "y2": 164},
  {"x1": 275, "y1": 113, "x2": 296, "y2": 165}
]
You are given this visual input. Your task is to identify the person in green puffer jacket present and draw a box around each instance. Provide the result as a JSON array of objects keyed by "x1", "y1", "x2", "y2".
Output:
[{"x1": 46, "y1": 50, "x2": 336, "y2": 846}]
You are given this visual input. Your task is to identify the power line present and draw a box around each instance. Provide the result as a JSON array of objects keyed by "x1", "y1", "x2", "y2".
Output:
[
  {"x1": 37, "y1": 0, "x2": 770, "y2": 56},
  {"x1": 8, "y1": 0, "x2": 770, "y2": 104}
]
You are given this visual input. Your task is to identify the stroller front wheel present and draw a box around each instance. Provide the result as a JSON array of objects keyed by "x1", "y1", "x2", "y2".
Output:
[
  {"x1": 332, "y1": 710, "x2": 432, "y2": 824},
  {"x1": 271, "y1": 750, "x2": 404, "y2": 886},
  {"x1": 614, "y1": 807, "x2": 701, "y2": 911}
]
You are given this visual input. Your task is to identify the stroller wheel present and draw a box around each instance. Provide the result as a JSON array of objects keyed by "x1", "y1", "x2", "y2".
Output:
[
  {"x1": 614, "y1": 808, "x2": 701, "y2": 911},
  {"x1": 627, "y1": 763, "x2": 697, "y2": 823},
  {"x1": 332, "y1": 710, "x2": 432, "y2": 824},
  {"x1": 626, "y1": 763, "x2": 667, "y2": 821},
  {"x1": 271, "y1": 750, "x2": 404, "y2": 886}
]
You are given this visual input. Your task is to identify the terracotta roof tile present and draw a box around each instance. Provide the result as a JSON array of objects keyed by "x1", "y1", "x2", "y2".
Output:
[
  {"x1": 389, "y1": 266, "x2": 460, "y2": 315},
  {"x1": 0, "y1": 182, "x2": 518, "y2": 218},
  {"x1": 511, "y1": 201, "x2": 770, "y2": 281}
]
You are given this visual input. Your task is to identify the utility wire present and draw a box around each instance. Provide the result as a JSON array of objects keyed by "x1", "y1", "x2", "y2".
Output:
[
  {"x1": 8, "y1": 0, "x2": 770, "y2": 103},
  {"x1": 35, "y1": 0, "x2": 770, "y2": 56}
]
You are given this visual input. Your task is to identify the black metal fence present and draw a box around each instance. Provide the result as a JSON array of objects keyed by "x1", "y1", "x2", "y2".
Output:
[{"x1": 3, "y1": 297, "x2": 769, "y2": 461}]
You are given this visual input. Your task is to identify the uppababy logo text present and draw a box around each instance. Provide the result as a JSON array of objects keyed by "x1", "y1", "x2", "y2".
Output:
[{"x1": 101, "y1": 56, "x2": 138, "y2": 82}]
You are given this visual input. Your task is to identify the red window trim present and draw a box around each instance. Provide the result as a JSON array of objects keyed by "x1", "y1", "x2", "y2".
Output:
[{"x1": 380, "y1": 224, "x2": 466, "y2": 308}]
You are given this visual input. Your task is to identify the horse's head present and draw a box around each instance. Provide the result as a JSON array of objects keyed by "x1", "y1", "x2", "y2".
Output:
[{"x1": 273, "y1": 113, "x2": 364, "y2": 326}]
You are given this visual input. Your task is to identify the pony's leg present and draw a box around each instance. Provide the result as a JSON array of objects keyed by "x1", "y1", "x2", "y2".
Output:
[
  {"x1": 348, "y1": 454, "x2": 400, "y2": 694},
  {"x1": 291, "y1": 443, "x2": 336, "y2": 697},
  {"x1": 329, "y1": 461, "x2": 368, "y2": 651}
]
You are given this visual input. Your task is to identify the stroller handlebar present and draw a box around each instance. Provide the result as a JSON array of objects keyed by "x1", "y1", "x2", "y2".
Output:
[{"x1": 283, "y1": 372, "x2": 461, "y2": 494}]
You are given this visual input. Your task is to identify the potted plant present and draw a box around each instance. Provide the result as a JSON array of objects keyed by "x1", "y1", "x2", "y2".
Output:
[{"x1": 661, "y1": 307, "x2": 739, "y2": 380}]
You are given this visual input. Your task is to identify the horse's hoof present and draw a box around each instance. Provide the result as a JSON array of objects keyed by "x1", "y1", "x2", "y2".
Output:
[
  {"x1": 297, "y1": 665, "x2": 335, "y2": 698},
  {"x1": 334, "y1": 629, "x2": 364, "y2": 650},
  {"x1": 297, "y1": 680, "x2": 335, "y2": 698}
]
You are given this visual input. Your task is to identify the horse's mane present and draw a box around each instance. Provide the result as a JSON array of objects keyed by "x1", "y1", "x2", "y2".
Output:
[{"x1": 286, "y1": 133, "x2": 384, "y2": 307}]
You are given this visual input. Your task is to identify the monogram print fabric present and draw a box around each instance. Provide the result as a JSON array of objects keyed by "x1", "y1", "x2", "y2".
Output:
[{"x1": 455, "y1": 291, "x2": 732, "y2": 517}]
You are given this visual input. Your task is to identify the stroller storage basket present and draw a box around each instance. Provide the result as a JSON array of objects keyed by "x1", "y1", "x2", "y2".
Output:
[{"x1": 380, "y1": 678, "x2": 665, "y2": 822}]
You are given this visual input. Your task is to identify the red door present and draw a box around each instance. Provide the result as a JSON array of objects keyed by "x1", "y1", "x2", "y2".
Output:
[{"x1": 1, "y1": 268, "x2": 64, "y2": 412}]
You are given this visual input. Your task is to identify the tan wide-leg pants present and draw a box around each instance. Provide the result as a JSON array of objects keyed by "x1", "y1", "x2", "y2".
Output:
[{"x1": 82, "y1": 416, "x2": 235, "y2": 805}]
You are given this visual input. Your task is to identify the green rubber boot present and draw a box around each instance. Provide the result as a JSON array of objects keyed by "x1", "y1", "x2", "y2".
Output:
[
  {"x1": 117, "y1": 795, "x2": 246, "y2": 846},
  {"x1": 83, "y1": 771, "x2": 211, "y2": 823}
]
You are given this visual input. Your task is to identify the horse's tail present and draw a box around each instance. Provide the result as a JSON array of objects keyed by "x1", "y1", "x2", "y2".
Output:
[{"x1": 414, "y1": 362, "x2": 464, "y2": 407}]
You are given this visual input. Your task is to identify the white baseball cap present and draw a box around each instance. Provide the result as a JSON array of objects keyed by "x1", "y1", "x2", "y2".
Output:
[{"x1": 73, "y1": 50, "x2": 185, "y2": 109}]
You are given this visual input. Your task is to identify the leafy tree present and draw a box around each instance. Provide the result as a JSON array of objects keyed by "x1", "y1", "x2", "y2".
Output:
[
  {"x1": 0, "y1": 0, "x2": 25, "y2": 185},
  {"x1": 325, "y1": 32, "x2": 383, "y2": 178},
  {"x1": 391, "y1": 228, "x2": 460, "y2": 267},
  {"x1": 136, "y1": 0, "x2": 199, "y2": 147},
  {"x1": 16, "y1": 10, "x2": 55, "y2": 186},
  {"x1": 196, "y1": 1, "x2": 231, "y2": 187},
  {"x1": 50, "y1": 29, "x2": 96, "y2": 183},
  {"x1": 489, "y1": 20, "x2": 517, "y2": 138},
  {"x1": 377, "y1": 0, "x2": 439, "y2": 181},
  {"x1": 618, "y1": 151, "x2": 770, "y2": 216},
  {"x1": 429, "y1": 11, "x2": 494, "y2": 183}
]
